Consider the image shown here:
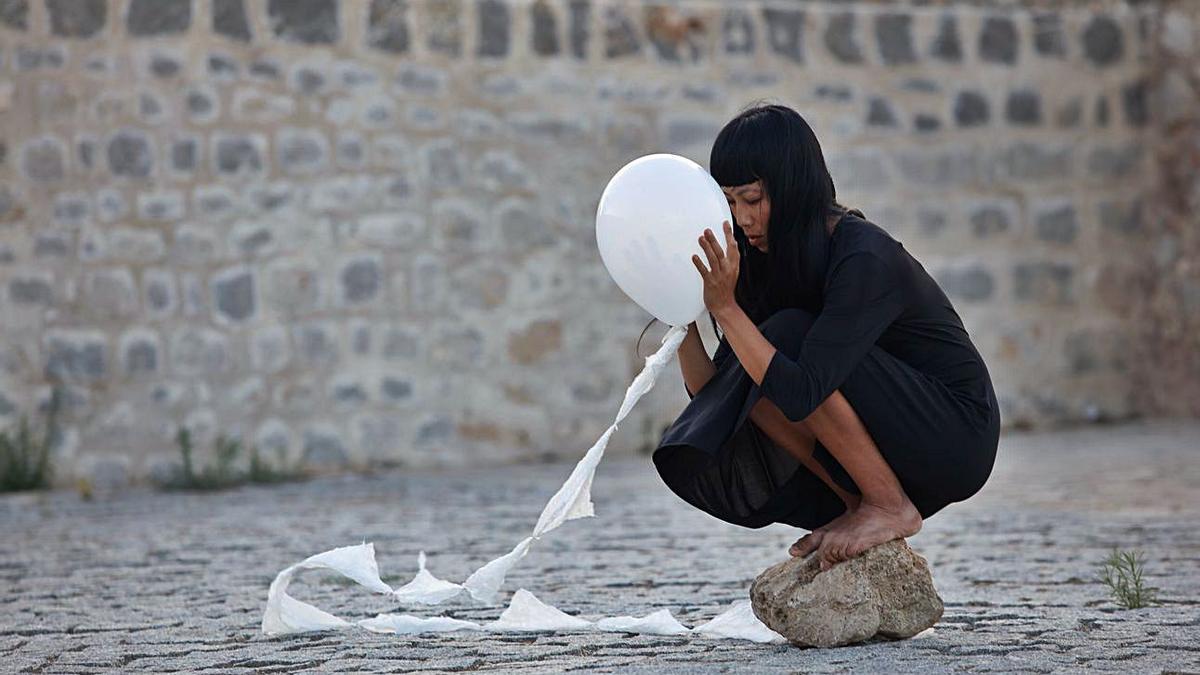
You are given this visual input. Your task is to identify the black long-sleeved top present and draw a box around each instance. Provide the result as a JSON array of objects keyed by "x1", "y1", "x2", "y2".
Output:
[{"x1": 687, "y1": 214, "x2": 994, "y2": 426}]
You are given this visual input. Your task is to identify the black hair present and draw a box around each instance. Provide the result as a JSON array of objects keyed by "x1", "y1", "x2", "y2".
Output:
[{"x1": 635, "y1": 101, "x2": 855, "y2": 359}]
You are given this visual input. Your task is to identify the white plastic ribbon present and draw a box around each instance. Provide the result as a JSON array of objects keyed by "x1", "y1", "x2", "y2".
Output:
[
  {"x1": 262, "y1": 543, "x2": 393, "y2": 636},
  {"x1": 261, "y1": 324, "x2": 786, "y2": 644}
]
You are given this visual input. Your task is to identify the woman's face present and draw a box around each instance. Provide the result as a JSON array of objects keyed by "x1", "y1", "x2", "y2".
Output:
[{"x1": 722, "y1": 180, "x2": 770, "y2": 252}]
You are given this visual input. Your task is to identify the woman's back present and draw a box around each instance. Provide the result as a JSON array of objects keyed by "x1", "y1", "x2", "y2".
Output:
[{"x1": 828, "y1": 212, "x2": 996, "y2": 423}]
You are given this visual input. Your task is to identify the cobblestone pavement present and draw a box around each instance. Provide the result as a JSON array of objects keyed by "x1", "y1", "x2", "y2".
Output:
[{"x1": 2, "y1": 419, "x2": 1198, "y2": 673}]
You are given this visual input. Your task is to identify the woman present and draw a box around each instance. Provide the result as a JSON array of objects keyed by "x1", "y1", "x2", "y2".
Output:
[{"x1": 647, "y1": 103, "x2": 1000, "y2": 572}]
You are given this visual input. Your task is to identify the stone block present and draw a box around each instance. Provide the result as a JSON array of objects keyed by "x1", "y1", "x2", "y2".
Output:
[
  {"x1": 865, "y1": 97, "x2": 898, "y2": 128},
  {"x1": 213, "y1": 0, "x2": 252, "y2": 42},
  {"x1": 128, "y1": 0, "x2": 190, "y2": 36},
  {"x1": 568, "y1": 0, "x2": 589, "y2": 59},
  {"x1": 1034, "y1": 202, "x2": 1078, "y2": 244},
  {"x1": 531, "y1": 0, "x2": 558, "y2": 56},
  {"x1": 84, "y1": 268, "x2": 139, "y2": 317},
  {"x1": 1032, "y1": 12, "x2": 1066, "y2": 57},
  {"x1": 44, "y1": 331, "x2": 108, "y2": 382},
  {"x1": 10, "y1": 276, "x2": 53, "y2": 305},
  {"x1": 212, "y1": 267, "x2": 256, "y2": 323},
  {"x1": 276, "y1": 127, "x2": 329, "y2": 175},
  {"x1": 368, "y1": 0, "x2": 410, "y2": 54},
  {"x1": 170, "y1": 327, "x2": 229, "y2": 376},
  {"x1": 47, "y1": 0, "x2": 106, "y2": 38},
  {"x1": 1087, "y1": 143, "x2": 1142, "y2": 179},
  {"x1": 968, "y1": 201, "x2": 1016, "y2": 238},
  {"x1": 722, "y1": 8, "x2": 754, "y2": 56},
  {"x1": 429, "y1": 325, "x2": 484, "y2": 367},
  {"x1": 339, "y1": 256, "x2": 382, "y2": 305},
  {"x1": 979, "y1": 16, "x2": 1017, "y2": 64},
  {"x1": 478, "y1": 0, "x2": 509, "y2": 58},
  {"x1": 761, "y1": 8, "x2": 803, "y2": 63},
  {"x1": 302, "y1": 423, "x2": 349, "y2": 468},
  {"x1": 825, "y1": 12, "x2": 862, "y2": 64},
  {"x1": 954, "y1": 90, "x2": 989, "y2": 127},
  {"x1": 929, "y1": 14, "x2": 961, "y2": 62},
  {"x1": 143, "y1": 269, "x2": 177, "y2": 317},
  {"x1": 251, "y1": 325, "x2": 290, "y2": 373},
  {"x1": 137, "y1": 191, "x2": 185, "y2": 221},
  {"x1": 604, "y1": 5, "x2": 640, "y2": 58},
  {"x1": 426, "y1": 0, "x2": 461, "y2": 56},
  {"x1": 1013, "y1": 262, "x2": 1074, "y2": 304},
  {"x1": 1006, "y1": 90, "x2": 1041, "y2": 126},
  {"x1": 750, "y1": 539, "x2": 943, "y2": 648},
  {"x1": 934, "y1": 265, "x2": 995, "y2": 302},
  {"x1": 23, "y1": 137, "x2": 66, "y2": 182},
  {"x1": 212, "y1": 133, "x2": 266, "y2": 176},
  {"x1": 380, "y1": 376, "x2": 414, "y2": 403},
  {"x1": 875, "y1": 13, "x2": 915, "y2": 65},
  {"x1": 508, "y1": 319, "x2": 562, "y2": 365},
  {"x1": 292, "y1": 321, "x2": 340, "y2": 368},
  {"x1": 0, "y1": 0, "x2": 27, "y2": 30},
  {"x1": 1082, "y1": 14, "x2": 1123, "y2": 67},
  {"x1": 268, "y1": 0, "x2": 337, "y2": 44},
  {"x1": 120, "y1": 329, "x2": 159, "y2": 375}
]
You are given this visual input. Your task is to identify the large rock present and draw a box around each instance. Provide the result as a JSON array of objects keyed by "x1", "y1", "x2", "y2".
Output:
[{"x1": 749, "y1": 538, "x2": 943, "y2": 648}]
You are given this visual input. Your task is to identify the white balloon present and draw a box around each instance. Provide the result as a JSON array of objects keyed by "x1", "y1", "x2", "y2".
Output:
[{"x1": 595, "y1": 153, "x2": 734, "y2": 327}]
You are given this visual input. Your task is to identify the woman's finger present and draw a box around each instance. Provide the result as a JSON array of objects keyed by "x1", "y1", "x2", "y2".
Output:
[
  {"x1": 691, "y1": 253, "x2": 709, "y2": 280},
  {"x1": 699, "y1": 231, "x2": 720, "y2": 273},
  {"x1": 705, "y1": 228, "x2": 725, "y2": 264},
  {"x1": 722, "y1": 220, "x2": 738, "y2": 262}
]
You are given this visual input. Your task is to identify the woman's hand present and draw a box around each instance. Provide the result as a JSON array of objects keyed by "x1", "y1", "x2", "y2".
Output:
[{"x1": 691, "y1": 220, "x2": 740, "y2": 315}]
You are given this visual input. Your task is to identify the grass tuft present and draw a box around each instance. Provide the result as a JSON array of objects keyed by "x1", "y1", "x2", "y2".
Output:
[
  {"x1": 1098, "y1": 547, "x2": 1159, "y2": 609},
  {"x1": 0, "y1": 388, "x2": 62, "y2": 492},
  {"x1": 157, "y1": 426, "x2": 306, "y2": 491}
]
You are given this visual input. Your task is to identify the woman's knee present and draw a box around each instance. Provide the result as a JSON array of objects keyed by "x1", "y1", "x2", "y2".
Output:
[{"x1": 757, "y1": 307, "x2": 817, "y2": 346}]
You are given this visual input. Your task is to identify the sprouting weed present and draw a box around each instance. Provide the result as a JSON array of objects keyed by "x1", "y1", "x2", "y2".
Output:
[
  {"x1": 159, "y1": 427, "x2": 306, "y2": 491},
  {"x1": 1098, "y1": 548, "x2": 1159, "y2": 609}
]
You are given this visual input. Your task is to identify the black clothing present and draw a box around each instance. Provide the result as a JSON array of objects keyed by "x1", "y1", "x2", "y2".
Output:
[{"x1": 653, "y1": 209, "x2": 1000, "y2": 530}]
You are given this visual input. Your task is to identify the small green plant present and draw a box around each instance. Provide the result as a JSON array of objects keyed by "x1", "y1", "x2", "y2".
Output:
[
  {"x1": 247, "y1": 442, "x2": 303, "y2": 485},
  {"x1": 1098, "y1": 548, "x2": 1159, "y2": 609},
  {"x1": 159, "y1": 426, "x2": 306, "y2": 491},
  {"x1": 0, "y1": 388, "x2": 62, "y2": 492}
]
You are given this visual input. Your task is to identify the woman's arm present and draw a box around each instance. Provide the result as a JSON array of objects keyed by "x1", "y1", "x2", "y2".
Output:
[
  {"x1": 678, "y1": 322, "x2": 716, "y2": 398},
  {"x1": 716, "y1": 251, "x2": 906, "y2": 422}
]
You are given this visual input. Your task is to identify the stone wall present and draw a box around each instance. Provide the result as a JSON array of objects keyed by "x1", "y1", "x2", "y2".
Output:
[
  {"x1": 1137, "y1": 1, "x2": 1200, "y2": 419},
  {"x1": 0, "y1": 0, "x2": 1189, "y2": 488}
]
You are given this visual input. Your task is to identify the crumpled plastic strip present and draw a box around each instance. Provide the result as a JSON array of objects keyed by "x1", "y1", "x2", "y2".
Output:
[
  {"x1": 595, "y1": 608, "x2": 690, "y2": 636},
  {"x1": 484, "y1": 588, "x2": 594, "y2": 632},
  {"x1": 359, "y1": 614, "x2": 482, "y2": 635},
  {"x1": 261, "y1": 543, "x2": 393, "y2": 636},
  {"x1": 392, "y1": 324, "x2": 690, "y2": 607},
  {"x1": 391, "y1": 551, "x2": 465, "y2": 605},
  {"x1": 261, "y1": 324, "x2": 786, "y2": 643},
  {"x1": 691, "y1": 600, "x2": 787, "y2": 644},
  {"x1": 361, "y1": 588, "x2": 779, "y2": 641}
]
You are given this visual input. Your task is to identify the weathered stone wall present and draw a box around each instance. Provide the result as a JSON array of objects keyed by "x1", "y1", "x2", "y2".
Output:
[
  {"x1": 0, "y1": 0, "x2": 1186, "y2": 488},
  {"x1": 1136, "y1": 1, "x2": 1200, "y2": 419}
]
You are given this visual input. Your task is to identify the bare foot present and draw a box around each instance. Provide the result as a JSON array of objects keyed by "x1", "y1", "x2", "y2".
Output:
[
  {"x1": 788, "y1": 503, "x2": 858, "y2": 558},
  {"x1": 814, "y1": 499, "x2": 922, "y2": 571}
]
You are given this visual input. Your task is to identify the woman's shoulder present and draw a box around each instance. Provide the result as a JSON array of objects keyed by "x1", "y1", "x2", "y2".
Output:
[{"x1": 829, "y1": 210, "x2": 904, "y2": 266}]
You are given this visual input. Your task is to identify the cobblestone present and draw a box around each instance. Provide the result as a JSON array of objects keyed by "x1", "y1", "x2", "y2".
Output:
[{"x1": 1, "y1": 420, "x2": 1197, "y2": 672}]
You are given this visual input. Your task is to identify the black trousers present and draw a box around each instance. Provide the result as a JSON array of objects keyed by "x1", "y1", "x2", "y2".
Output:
[{"x1": 653, "y1": 308, "x2": 1000, "y2": 531}]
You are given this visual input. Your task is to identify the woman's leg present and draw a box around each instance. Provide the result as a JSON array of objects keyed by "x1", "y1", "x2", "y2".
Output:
[
  {"x1": 744, "y1": 395, "x2": 865, "y2": 557},
  {"x1": 746, "y1": 395, "x2": 861, "y2": 510},
  {"x1": 755, "y1": 388, "x2": 923, "y2": 568},
  {"x1": 802, "y1": 389, "x2": 923, "y2": 570}
]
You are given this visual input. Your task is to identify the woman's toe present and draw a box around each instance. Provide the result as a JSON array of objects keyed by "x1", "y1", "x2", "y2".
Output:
[{"x1": 789, "y1": 531, "x2": 824, "y2": 557}]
